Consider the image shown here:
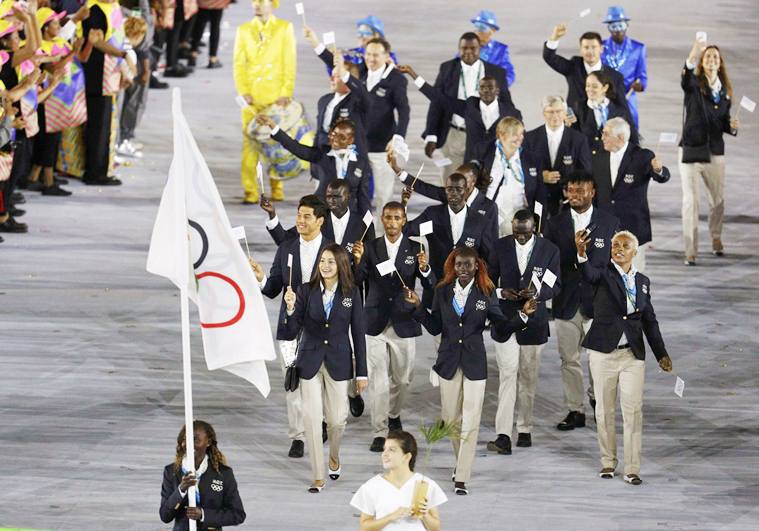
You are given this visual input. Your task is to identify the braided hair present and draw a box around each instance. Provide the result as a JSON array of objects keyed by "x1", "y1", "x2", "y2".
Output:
[{"x1": 173, "y1": 420, "x2": 228, "y2": 474}]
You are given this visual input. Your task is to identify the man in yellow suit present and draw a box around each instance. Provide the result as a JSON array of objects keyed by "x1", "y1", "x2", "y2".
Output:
[{"x1": 234, "y1": 0, "x2": 296, "y2": 203}]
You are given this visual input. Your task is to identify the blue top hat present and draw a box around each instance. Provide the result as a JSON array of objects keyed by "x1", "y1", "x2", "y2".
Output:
[
  {"x1": 603, "y1": 6, "x2": 631, "y2": 24},
  {"x1": 356, "y1": 15, "x2": 385, "y2": 37},
  {"x1": 470, "y1": 10, "x2": 500, "y2": 31}
]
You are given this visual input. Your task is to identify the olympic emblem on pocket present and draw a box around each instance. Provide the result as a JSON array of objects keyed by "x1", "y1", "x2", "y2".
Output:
[
  {"x1": 594, "y1": 238, "x2": 605, "y2": 248},
  {"x1": 464, "y1": 237, "x2": 475, "y2": 247},
  {"x1": 475, "y1": 300, "x2": 487, "y2": 311},
  {"x1": 562, "y1": 155, "x2": 573, "y2": 166},
  {"x1": 354, "y1": 168, "x2": 363, "y2": 177},
  {"x1": 404, "y1": 255, "x2": 415, "y2": 265},
  {"x1": 376, "y1": 87, "x2": 387, "y2": 97},
  {"x1": 478, "y1": 209, "x2": 486, "y2": 215},
  {"x1": 642, "y1": 284, "x2": 648, "y2": 294},
  {"x1": 345, "y1": 242, "x2": 354, "y2": 253},
  {"x1": 211, "y1": 479, "x2": 223, "y2": 492},
  {"x1": 623, "y1": 173, "x2": 635, "y2": 184},
  {"x1": 529, "y1": 167, "x2": 538, "y2": 177},
  {"x1": 342, "y1": 298, "x2": 353, "y2": 308},
  {"x1": 339, "y1": 108, "x2": 350, "y2": 117}
]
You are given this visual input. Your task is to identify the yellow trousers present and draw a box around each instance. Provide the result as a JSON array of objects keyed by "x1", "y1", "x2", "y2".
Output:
[{"x1": 240, "y1": 106, "x2": 283, "y2": 202}]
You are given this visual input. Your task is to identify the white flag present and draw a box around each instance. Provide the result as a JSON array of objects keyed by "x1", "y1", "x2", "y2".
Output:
[
  {"x1": 433, "y1": 157, "x2": 452, "y2": 168},
  {"x1": 534, "y1": 201, "x2": 543, "y2": 219},
  {"x1": 231, "y1": 225, "x2": 246, "y2": 240},
  {"x1": 295, "y1": 2, "x2": 304, "y2": 15},
  {"x1": 363, "y1": 210, "x2": 374, "y2": 227},
  {"x1": 542, "y1": 268, "x2": 557, "y2": 288},
  {"x1": 419, "y1": 220, "x2": 434, "y2": 236},
  {"x1": 376, "y1": 259, "x2": 396, "y2": 276},
  {"x1": 322, "y1": 31, "x2": 336, "y2": 45},
  {"x1": 674, "y1": 376, "x2": 685, "y2": 398},
  {"x1": 658, "y1": 132, "x2": 678, "y2": 145},
  {"x1": 147, "y1": 89, "x2": 275, "y2": 397},
  {"x1": 579, "y1": 8, "x2": 591, "y2": 17},
  {"x1": 740, "y1": 96, "x2": 756, "y2": 113}
]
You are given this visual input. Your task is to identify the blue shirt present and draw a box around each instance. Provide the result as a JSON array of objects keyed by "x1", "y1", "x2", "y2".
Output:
[
  {"x1": 479, "y1": 40, "x2": 515, "y2": 87},
  {"x1": 601, "y1": 37, "x2": 647, "y2": 92}
]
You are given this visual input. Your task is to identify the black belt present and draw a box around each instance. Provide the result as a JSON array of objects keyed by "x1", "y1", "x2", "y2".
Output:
[
  {"x1": 449, "y1": 123, "x2": 467, "y2": 132},
  {"x1": 616, "y1": 343, "x2": 630, "y2": 350}
]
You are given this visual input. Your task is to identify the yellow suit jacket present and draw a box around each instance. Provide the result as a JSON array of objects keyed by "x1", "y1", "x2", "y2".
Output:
[{"x1": 233, "y1": 15, "x2": 296, "y2": 110}]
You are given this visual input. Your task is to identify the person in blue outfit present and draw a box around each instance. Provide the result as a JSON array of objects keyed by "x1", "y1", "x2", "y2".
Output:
[
  {"x1": 345, "y1": 15, "x2": 398, "y2": 67},
  {"x1": 600, "y1": 6, "x2": 647, "y2": 128},
  {"x1": 471, "y1": 10, "x2": 515, "y2": 87}
]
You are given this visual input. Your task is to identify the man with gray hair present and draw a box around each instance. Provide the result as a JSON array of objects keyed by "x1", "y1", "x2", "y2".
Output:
[
  {"x1": 591, "y1": 117, "x2": 669, "y2": 271},
  {"x1": 525, "y1": 95, "x2": 592, "y2": 218}
]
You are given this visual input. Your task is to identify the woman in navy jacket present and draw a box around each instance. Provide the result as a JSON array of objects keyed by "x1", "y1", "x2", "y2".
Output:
[
  {"x1": 283, "y1": 243, "x2": 368, "y2": 493},
  {"x1": 159, "y1": 421, "x2": 245, "y2": 530},
  {"x1": 578, "y1": 70, "x2": 637, "y2": 154},
  {"x1": 404, "y1": 246, "x2": 535, "y2": 495}
]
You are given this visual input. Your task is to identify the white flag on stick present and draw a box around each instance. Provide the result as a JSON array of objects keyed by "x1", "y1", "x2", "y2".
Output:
[
  {"x1": 147, "y1": 88, "x2": 275, "y2": 398},
  {"x1": 740, "y1": 96, "x2": 756, "y2": 113}
]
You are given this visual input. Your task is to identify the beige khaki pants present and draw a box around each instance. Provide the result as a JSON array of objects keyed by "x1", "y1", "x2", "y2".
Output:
[
  {"x1": 279, "y1": 339, "x2": 304, "y2": 441},
  {"x1": 369, "y1": 152, "x2": 396, "y2": 223},
  {"x1": 588, "y1": 348, "x2": 645, "y2": 475},
  {"x1": 555, "y1": 310, "x2": 594, "y2": 412},
  {"x1": 439, "y1": 127, "x2": 467, "y2": 183},
  {"x1": 300, "y1": 363, "x2": 350, "y2": 482},
  {"x1": 678, "y1": 149, "x2": 725, "y2": 258},
  {"x1": 366, "y1": 324, "x2": 416, "y2": 437},
  {"x1": 439, "y1": 368, "x2": 487, "y2": 483},
  {"x1": 494, "y1": 336, "x2": 545, "y2": 435}
]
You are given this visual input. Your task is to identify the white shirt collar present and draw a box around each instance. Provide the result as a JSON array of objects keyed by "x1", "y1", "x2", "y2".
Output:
[
  {"x1": 570, "y1": 205, "x2": 593, "y2": 229},
  {"x1": 332, "y1": 210, "x2": 349, "y2": 224},
  {"x1": 384, "y1": 234, "x2": 403, "y2": 250},
  {"x1": 448, "y1": 205, "x2": 467, "y2": 219},
  {"x1": 546, "y1": 124, "x2": 565, "y2": 138},
  {"x1": 515, "y1": 235, "x2": 536, "y2": 253},
  {"x1": 454, "y1": 278, "x2": 475, "y2": 296},
  {"x1": 461, "y1": 59, "x2": 482, "y2": 72},
  {"x1": 584, "y1": 60, "x2": 603, "y2": 74},
  {"x1": 610, "y1": 141, "x2": 629, "y2": 159},
  {"x1": 708, "y1": 75, "x2": 722, "y2": 92},
  {"x1": 466, "y1": 187, "x2": 479, "y2": 206},
  {"x1": 321, "y1": 280, "x2": 338, "y2": 296},
  {"x1": 480, "y1": 99, "x2": 499, "y2": 112},
  {"x1": 300, "y1": 233, "x2": 323, "y2": 248},
  {"x1": 587, "y1": 97, "x2": 610, "y2": 110},
  {"x1": 612, "y1": 260, "x2": 637, "y2": 280}
]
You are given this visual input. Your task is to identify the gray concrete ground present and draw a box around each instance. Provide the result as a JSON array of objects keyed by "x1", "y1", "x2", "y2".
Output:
[{"x1": 1, "y1": 1, "x2": 758, "y2": 529}]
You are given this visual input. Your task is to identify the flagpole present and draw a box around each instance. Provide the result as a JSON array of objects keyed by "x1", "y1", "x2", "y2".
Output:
[{"x1": 181, "y1": 281, "x2": 197, "y2": 531}]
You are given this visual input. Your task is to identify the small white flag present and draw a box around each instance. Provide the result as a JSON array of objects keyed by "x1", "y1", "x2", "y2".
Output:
[
  {"x1": 287, "y1": 253, "x2": 293, "y2": 268},
  {"x1": 542, "y1": 268, "x2": 557, "y2": 289},
  {"x1": 256, "y1": 162, "x2": 265, "y2": 193},
  {"x1": 376, "y1": 259, "x2": 396, "y2": 276},
  {"x1": 658, "y1": 132, "x2": 679, "y2": 144},
  {"x1": 391, "y1": 135, "x2": 410, "y2": 163},
  {"x1": 295, "y1": 2, "x2": 304, "y2": 15},
  {"x1": 696, "y1": 31, "x2": 707, "y2": 43},
  {"x1": 363, "y1": 210, "x2": 374, "y2": 227},
  {"x1": 231, "y1": 225, "x2": 246, "y2": 240},
  {"x1": 235, "y1": 95, "x2": 248, "y2": 109},
  {"x1": 433, "y1": 157, "x2": 452, "y2": 168},
  {"x1": 579, "y1": 8, "x2": 591, "y2": 17},
  {"x1": 674, "y1": 376, "x2": 685, "y2": 398},
  {"x1": 740, "y1": 96, "x2": 756, "y2": 113},
  {"x1": 531, "y1": 271, "x2": 542, "y2": 292},
  {"x1": 322, "y1": 31, "x2": 336, "y2": 45},
  {"x1": 534, "y1": 201, "x2": 543, "y2": 219},
  {"x1": 419, "y1": 220, "x2": 434, "y2": 236}
]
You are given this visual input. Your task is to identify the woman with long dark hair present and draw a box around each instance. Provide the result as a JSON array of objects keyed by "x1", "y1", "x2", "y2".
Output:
[
  {"x1": 679, "y1": 39, "x2": 739, "y2": 265},
  {"x1": 404, "y1": 246, "x2": 536, "y2": 495},
  {"x1": 159, "y1": 420, "x2": 245, "y2": 530},
  {"x1": 283, "y1": 243, "x2": 368, "y2": 492},
  {"x1": 578, "y1": 70, "x2": 637, "y2": 154}
]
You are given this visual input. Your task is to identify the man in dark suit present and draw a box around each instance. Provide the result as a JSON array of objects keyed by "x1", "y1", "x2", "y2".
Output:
[
  {"x1": 487, "y1": 210, "x2": 561, "y2": 454},
  {"x1": 420, "y1": 32, "x2": 517, "y2": 177},
  {"x1": 542, "y1": 23, "x2": 628, "y2": 119},
  {"x1": 576, "y1": 229, "x2": 672, "y2": 485},
  {"x1": 260, "y1": 179, "x2": 375, "y2": 256},
  {"x1": 543, "y1": 171, "x2": 619, "y2": 432},
  {"x1": 352, "y1": 201, "x2": 436, "y2": 452},
  {"x1": 592, "y1": 117, "x2": 670, "y2": 271},
  {"x1": 249, "y1": 195, "x2": 332, "y2": 459},
  {"x1": 399, "y1": 64, "x2": 521, "y2": 164},
  {"x1": 524, "y1": 95, "x2": 592, "y2": 218},
  {"x1": 313, "y1": 65, "x2": 369, "y2": 153},
  {"x1": 405, "y1": 173, "x2": 495, "y2": 308}
]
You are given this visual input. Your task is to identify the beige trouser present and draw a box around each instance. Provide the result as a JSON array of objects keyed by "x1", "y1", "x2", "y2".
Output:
[
  {"x1": 300, "y1": 363, "x2": 350, "y2": 482},
  {"x1": 678, "y1": 149, "x2": 725, "y2": 258},
  {"x1": 439, "y1": 127, "x2": 467, "y2": 183},
  {"x1": 369, "y1": 152, "x2": 397, "y2": 222},
  {"x1": 279, "y1": 339, "x2": 304, "y2": 441},
  {"x1": 366, "y1": 324, "x2": 416, "y2": 437},
  {"x1": 632, "y1": 242, "x2": 648, "y2": 273},
  {"x1": 494, "y1": 336, "x2": 545, "y2": 435},
  {"x1": 555, "y1": 310, "x2": 594, "y2": 412},
  {"x1": 440, "y1": 368, "x2": 487, "y2": 483},
  {"x1": 588, "y1": 348, "x2": 645, "y2": 475}
]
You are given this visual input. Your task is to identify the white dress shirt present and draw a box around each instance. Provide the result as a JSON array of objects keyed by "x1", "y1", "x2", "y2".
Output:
[
  {"x1": 448, "y1": 206, "x2": 468, "y2": 245},
  {"x1": 584, "y1": 60, "x2": 603, "y2": 74},
  {"x1": 588, "y1": 97, "x2": 611, "y2": 128},
  {"x1": 327, "y1": 147, "x2": 357, "y2": 180},
  {"x1": 299, "y1": 233, "x2": 323, "y2": 283},
  {"x1": 323, "y1": 92, "x2": 349, "y2": 132},
  {"x1": 466, "y1": 187, "x2": 479, "y2": 207},
  {"x1": 486, "y1": 148, "x2": 527, "y2": 227},
  {"x1": 453, "y1": 60, "x2": 483, "y2": 129},
  {"x1": 546, "y1": 124, "x2": 564, "y2": 167},
  {"x1": 385, "y1": 234, "x2": 403, "y2": 263},
  {"x1": 612, "y1": 261, "x2": 638, "y2": 346},
  {"x1": 480, "y1": 99, "x2": 500, "y2": 130},
  {"x1": 366, "y1": 66, "x2": 384, "y2": 92},
  {"x1": 570, "y1": 205, "x2": 594, "y2": 232},
  {"x1": 453, "y1": 278, "x2": 475, "y2": 310},
  {"x1": 609, "y1": 142, "x2": 629, "y2": 187},
  {"x1": 331, "y1": 211, "x2": 350, "y2": 245},
  {"x1": 515, "y1": 235, "x2": 536, "y2": 275}
]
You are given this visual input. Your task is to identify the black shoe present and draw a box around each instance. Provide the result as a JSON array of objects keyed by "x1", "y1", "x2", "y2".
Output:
[
  {"x1": 487, "y1": 434, "x2": 512, "y2": 455},
  {"x1": 0, "y1": 234, "x2": 3, "y2": 242},
  {"x1": 42, "y1": 184, "x2": 72, "y2": 196},
  {"x1": 178, "y1": 47, "x2": 192, "y2": 60},
  {"x1": 516, "y1": 433, "x2": 532, "y2": 447},
  {"x1": 55, "y1": 176, "x2": 69, "y2": 185},
  {"x1": 12, "y1": 192, "x2": 25, "y2": 204},
  {"x1": 370, "y1": 437, "x2": 385, "y2": 452},
  {"x1": 149, "y1": 75, "x2": 169, "y2": 89},
  {"x1": 84, "y1": 176, "x2": 122, "y2": 186},
  {"x1": 187, "y1": 56, "x2": 197, "y2": 67},
  {"x1": 349, "y1": 394, "x2": 365, "y2": 417},
  {"x1": 288, "y1": 440, "x2": 304, "y2": 458},
  {"x1": 454, "y1": 482, "x2": 468, "y2": 495},
  {"x1": 388, "y1": 416, "x2": 402, "y2": 432},
  {"x1": 557, "y1": 411, "x2": 586, "y2": 431},
  {"x1": 322, "y1": 421, "x2": 328, "y2": 443},
  {"x1": 163, "y1": 66, "x2": 189, "y2": 78},
  {"x1": 26, "y1": 181, "x2": 43, "y2": 192},
  {"x1": 207, "y1": 60, "x2": 223, "y2": 69},
  {"x1": 0, "y1": 217, "x2": 28, "y2": 233},
  {"x1": 590, "y1": 398, "x2": 597, "y2": 424},
  {"x1": 9, "y1": 207, "x2": 25, "y2": 217}
]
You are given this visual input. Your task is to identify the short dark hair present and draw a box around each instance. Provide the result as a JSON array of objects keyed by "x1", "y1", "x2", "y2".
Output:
[
  {"x1": 446, "y1": 172, "x2": 467, "y2": 185},
  {"x1": 386, "y1": 430, "x2": 418, "y2": 471},
  {"x1": 298, "y1": 194, "x2": 328, "y2": 219},
  {"x1": 480, "y1": 75, "x2": 500, "y2": 88},
  {"x1": 382, "y1": 201, "x2": 406, "y2": 215},
  {"x1": 459, "y1": 32, "x2": 480, "y2": 44},
  {"x1": 513, "y1": 209, "x2": 534, "y2": 223},
  {"x1": 330, "y1": 117, "x2": 356, "y2": 134},
  {"x1": 327, "y1": 179, "x2": 350, "y2": 194},
  {"x1": 366, "y1": 37, "x2": 391, "y2": 53},
  {"x1": 579, "y1": 31, "x2": 603, "y2": 45},
  {"x1": 564, "y1": 170, "x2": 596, "y2": 188}
]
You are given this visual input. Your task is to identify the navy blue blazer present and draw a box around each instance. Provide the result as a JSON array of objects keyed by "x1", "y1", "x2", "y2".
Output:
[
  {"x1": 315, "y1": 89, "x2": 368, "y2": 153},
  {"x1": 542, "y1": 42, "x2": 629, "y2": 119},
  {"x1": 421, "y1": 58, "x2": 516, "y2": 149},
  {"x1": 591, "y1": 144, "x2": 670, "y2": 245},
  {"x1": 283, "y1": 283, "x2": 367, "y2": 381},
  {"x1": 261, "y1": 235, "x2": 332, "y2": 340},
  {"x1": 577, "y1": 100, "x2": 639, "y2": 155},
  {"x1": 543, "y1": 207, "x2": 619, "y2": 320},
  {"x1": 418, "y1": 80, "x2": 521, "y2": 162},
  {"x1": 487, "y1": 235, "x2": 561, "y2": 345},
  {"x1": 482, "y1": 147, "x2": 546, "y2": 213},
  {"x1": 266, "y1": 212, "x2": 375, "y2": 257},
  {"x1": 413, "y1": 282, "x2": 527, "y2": 380},
  {"x1": 524, "y1": 125, "x2": 592, "y2": 217},
  {"x1": 271, "y1": 128, "x2": 371, "y2": 215},
  {"x1": 318, "y1": 48, "x2": 410, "y2": 152},
  {"x1": 160, "y1": 463, "x2": 245, "y2": 531},
  {"x1": 580, "y1": 261, "x2": 669, "y2": 362},
  {"x1": 354, "y1": 235, "x2": 436, "y2": 338}
]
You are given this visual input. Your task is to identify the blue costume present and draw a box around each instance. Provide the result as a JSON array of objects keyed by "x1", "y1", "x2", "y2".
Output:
[
  {"x1": 600, "y1": 7, "x2": 648, "y2": 128},
  {"x1": 470, "y1": 10, "x2": 515, "y2": 87},
  {"x1": 345, "y1": 15, "x2": 398, "y2": 68}
]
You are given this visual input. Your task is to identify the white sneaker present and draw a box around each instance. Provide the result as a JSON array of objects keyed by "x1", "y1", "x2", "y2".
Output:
[
  {"x1": 129, "y1": 139, "x2": 144, "y2": 150},
  {"x1": 117, "y1": 139, "x2": 143, "y2": 159}
]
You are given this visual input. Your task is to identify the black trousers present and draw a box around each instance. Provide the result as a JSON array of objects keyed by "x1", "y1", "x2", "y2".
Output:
[
  {"x1": 3, "y1": 130, "x2": 32, "y2": 211},
  {"x1": 33, "y1": 104, "x2": 62, "y2": 168},
  {"x1": 191, "y1": 9, "x2": 223, "y2": 57},
  {"x1": 165, "y1": 0, "x2": 185, "y2": 68},
  {"x1": 84, "y1": 95, "x2": 112, "y2": 181}
]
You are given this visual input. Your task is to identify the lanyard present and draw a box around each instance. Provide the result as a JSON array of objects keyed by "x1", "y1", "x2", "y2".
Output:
[
  {"x1": 621, "y1": 274, "x2": 636, "y2": 312},
  {"x1": 452, "y1": 295, "x2": 465, "y2": 316},
  {"x1": 498, "y1": 142, "x2": 524, "y2": 184},
  {"x1": 459, "y1": 62, "x2": 483, "y2": 99}
]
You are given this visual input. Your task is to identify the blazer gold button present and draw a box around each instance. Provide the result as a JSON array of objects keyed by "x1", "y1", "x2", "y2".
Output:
[
  {"x1": 623, "y1": 316, "x2": 627, "y2": 320},
  {"x1": 324, "y1": 339, "x2": 329, "y2": 344},
  {"x1": 592, "y1": 150, "x2": 597, "y2": 154},
  {"x1": 325, "y1": 323, "x2": 329, "y2": 328},
  {"x1": 458, "y1": 339, "x2": 463, "y2": 343},
  {"x1": 459, "y1": 323, "x2": 463, "y2": 327}
]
